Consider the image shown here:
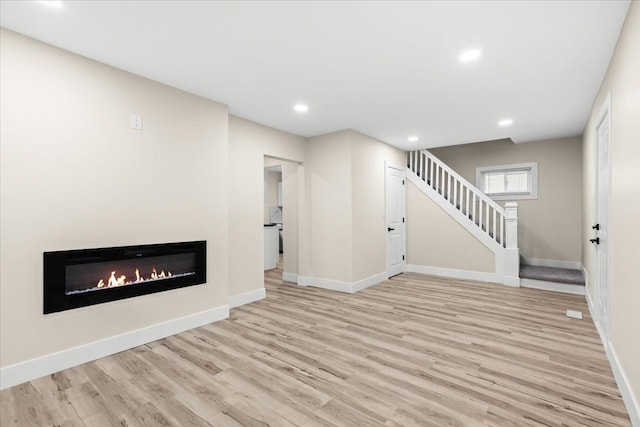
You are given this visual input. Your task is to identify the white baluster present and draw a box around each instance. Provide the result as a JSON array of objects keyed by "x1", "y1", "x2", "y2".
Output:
[
  {"x1": 466, "y1": 187, "x2": 470, "y2": 216},
  {"x1": 453, "y1": 178, "x2": 457, "y2": 209},
  {"x1": 505, "y1": 202, "x2": 519, "y2": 249},
  {"x1": 430, "y1": 158, "x2": 435, "y2": 187},
  {"x1": 493, "y1": 208, "x2": 497, "y2": 242},
  {"x1": 479, "y1": 198, "x2": 483, "y2": 228},
  {"x1": 472, "y1": 193, "x2": 476, "y2": 223},
  {"x1": 485, "y1": 203, "x2": 489, "y2": 234},
  {"x1": 500, "y1": 214, "x2": 504, "y2": 247}
]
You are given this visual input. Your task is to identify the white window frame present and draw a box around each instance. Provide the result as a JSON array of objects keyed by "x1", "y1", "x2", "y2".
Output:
[{"x1": 476, "y1": 162, "x2": 538, "y2": 201}]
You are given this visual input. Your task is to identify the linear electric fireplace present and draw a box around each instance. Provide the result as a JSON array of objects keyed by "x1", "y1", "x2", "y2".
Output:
[{"x1": 44, "y1": 241, "x2": 206, "y2": 314}]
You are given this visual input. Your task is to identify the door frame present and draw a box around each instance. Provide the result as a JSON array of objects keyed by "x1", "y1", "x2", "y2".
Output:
[
  {"x1": 385, "y1": 161, "x2": 407, "y2": 278},
  {"x1": 593, "y1": 92, "x2": 612, "y2": 340}
]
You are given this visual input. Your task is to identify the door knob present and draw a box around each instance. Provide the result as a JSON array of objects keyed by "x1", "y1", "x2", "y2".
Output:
[
  {"x1": 592, "y1": 224, "x2": 600, "y2": 230},
  {"x1": 387, "y1": 227, "x2": 395, "y2": 232},
  {"x1": 590, "y1": 237, "x2": 600, "y2": 244}
]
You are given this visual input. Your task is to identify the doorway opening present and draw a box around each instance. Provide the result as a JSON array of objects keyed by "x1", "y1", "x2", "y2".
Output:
[{"x1": 263, "y1": 156, "x2": 301, "y2": 286}]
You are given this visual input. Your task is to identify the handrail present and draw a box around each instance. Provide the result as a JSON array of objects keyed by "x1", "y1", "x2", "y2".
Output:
[{"x1": 420, "y1": 149, "x2": 505, "y2": 215}]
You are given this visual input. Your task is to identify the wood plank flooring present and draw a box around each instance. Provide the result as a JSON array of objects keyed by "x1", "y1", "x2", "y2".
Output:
[{"x1": 1, "y1": 264, "x2": 631, "y2": 426}]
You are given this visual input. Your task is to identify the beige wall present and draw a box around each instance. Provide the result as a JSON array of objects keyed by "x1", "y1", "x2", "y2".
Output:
[
  {"x1": 351, "y1": 131, "x2": 405, "y2": 281},
  {"x1": 305, "y1": 131, "x2": 353, "y2": 281},
  {"x1": 228, "y1": 116, "x2": 305, "y2": 295},
  {"x1": 406, "y1": 181, "x2": 495, "y2": 272},
  {"x1": 582, "y1": 2, "x2": 640, "y2": 409},
  {"x1": 305, "y1": 130, "x2": 404, "y2": 283},
  {"x1": 0, "y1": 29, "x2": 229, "y2": 367},
  {"x1": 431, "y1": 137, "x2": 583, "y2": 263}
]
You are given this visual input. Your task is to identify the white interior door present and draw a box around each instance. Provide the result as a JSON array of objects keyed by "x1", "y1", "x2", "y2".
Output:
[
  {"x1": 386, "y1": 164, "x2": 406, "y2": 278},
  {"x1": 594, "y1": 98, "x2": 611, "y2": 338}
]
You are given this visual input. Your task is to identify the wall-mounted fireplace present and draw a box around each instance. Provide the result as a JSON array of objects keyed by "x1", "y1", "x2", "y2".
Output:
[{"x1": 44, "y1": 241, "x2": 206, "y2": 314}]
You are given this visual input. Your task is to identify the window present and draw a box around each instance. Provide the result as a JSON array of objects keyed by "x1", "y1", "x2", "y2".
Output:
[{"x1": 476, "y1": 162, "x2": 538, "y2": 200}]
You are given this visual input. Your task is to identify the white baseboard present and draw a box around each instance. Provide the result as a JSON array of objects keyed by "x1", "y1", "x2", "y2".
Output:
[
  {"x1": 521, "y1": 256, "x2": 582, "y2": 270},
  {"x1": 609, "y1": 344, "x2": 640, "y2": 427},
  {"x1": 282, "y1": 272, "x2": 298, "y2": 283},
  {"x1": 296, "y1": 272, "x2": 387, "y2": 294},
  {"x1": 586, "y1": 286, "x2": 640, "y2": 426},
  {"x1": 352, "y1": 272, "x2": 388, "y2": 293},
  {"x1": 406, "y1": 264, "x2": 501, "y2": 284},
  {"x1": 227, "y1": 288, "x2": 266, "y2": 309},
  {"x1": 0, "y1": 305, "x2": 229, "y2": 391},
  {"x1": 297, "y1": 276, "x2": 352, "y2": 292},
  {"x1": 520, "y1": 278, "x2": 585, "y2": 295},
  {"x1": 582, "y1": 265, "x2": 589, "y2": 289},
  {"x1": 503, "y1": 275, "x2": 521, "y2": 287}
]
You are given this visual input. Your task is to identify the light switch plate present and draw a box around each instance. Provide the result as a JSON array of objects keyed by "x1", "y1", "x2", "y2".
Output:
[{"x1": 130, "y1": 114, "x2": 142, "y2": 130}]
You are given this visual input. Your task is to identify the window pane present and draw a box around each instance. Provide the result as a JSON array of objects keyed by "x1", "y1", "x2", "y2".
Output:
[
  {"x1": 505, "y1": 171, "x2": 528, "y2": 192},
  {"x1": 484, "y1": 172, "x2": 505, "y2": 194},
  {"x1": 476, "y1": 162, "x2": 537, "y2": 200}
]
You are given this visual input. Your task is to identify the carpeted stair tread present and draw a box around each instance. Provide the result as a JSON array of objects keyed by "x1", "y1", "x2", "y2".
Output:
[{"x1": 519, "y1": 265, "x2": 585, "y2": 286}]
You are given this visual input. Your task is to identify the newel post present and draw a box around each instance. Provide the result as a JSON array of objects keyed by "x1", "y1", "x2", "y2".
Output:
[
  {"x1": 505, "y1": 202, "x2": 518, "y2": 249},
  {"x1": 503, "y1": 202, "x2": 520, "y2": 287}
]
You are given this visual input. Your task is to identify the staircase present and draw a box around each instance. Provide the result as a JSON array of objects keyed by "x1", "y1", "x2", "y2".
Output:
[
  {"x1": 406, "y1": 149, "x2": 520, "y2": 287},
  {"x1": 519, "y1": 265, "x2": 586, "y2": 295}
]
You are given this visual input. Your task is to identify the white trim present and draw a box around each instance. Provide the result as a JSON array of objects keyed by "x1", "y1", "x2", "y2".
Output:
[
  {"x1": 586, "y1": 285, "x2": 640, "y2": 427},
  {"x1": 476, "y1": 162, "x2": 538, "y2": 201},
  {"x1": 0, "y1": 305, "x2": 229, "y2": 390},
  {"x1": 503, "y1": 275, "x2": 521, "y2": 287},
  {"x1": 296, "y1": 272, "x2": 387, "y2": 294},
  {"x1": 406, "y1": 264, "x2": 501, "y2": 284},
  {"x1": 520, "y1": 278, "x2": 585, "y2": 295},
  {"x1": 298, "y1": 276, "x2": 352, "y2": 293},
  {"x1": 352, "y1": 272, "x2": 388, "y2": 293},
  {"x1": 282, "y1": 272, "x2": 298, "y2": 283},
  {"x1": 227, "y1": 288, "x2": 266, "y2": 309},
  {"x1": 521, "y1": 256, "x2": 583, "y2": 270},
  {"x1": 595, "y1": 91, "x2": 612, "y2": 126},
  {"x1": 609, "y1": 345, "x2": 640, "y2": 427}
]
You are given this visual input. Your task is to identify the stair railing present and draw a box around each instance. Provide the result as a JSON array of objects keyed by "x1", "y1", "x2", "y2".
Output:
[{"x1": 407, "y1": 149, "x2": 512, "y2": 248}]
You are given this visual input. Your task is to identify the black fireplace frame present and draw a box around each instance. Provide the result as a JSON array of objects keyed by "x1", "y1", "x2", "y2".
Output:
[{"x1": 43, "y1": 241, "x2": 206, "y2": 314}]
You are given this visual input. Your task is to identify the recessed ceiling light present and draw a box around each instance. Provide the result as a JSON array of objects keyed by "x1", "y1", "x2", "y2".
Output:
[
  {"x1": 38, "y1": 1, "x2": 64, "y2": 7},
  {"x1": 459, "y1": 49, "x2": 482, "y2": 62},
  {"x1": 408, "y1": 136, "x2": 419, "y2": 142},
  {"x1": 293, "y1": 103, "x2": 309, "y2": 113},
  {"x1": 498, "y1": 118, "x2": 514, "y2": 126}
]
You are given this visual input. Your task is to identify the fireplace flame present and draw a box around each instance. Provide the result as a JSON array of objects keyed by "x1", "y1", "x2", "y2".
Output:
[{"x1": 96, "y1": 267, "x2": 172, "y2": 288}]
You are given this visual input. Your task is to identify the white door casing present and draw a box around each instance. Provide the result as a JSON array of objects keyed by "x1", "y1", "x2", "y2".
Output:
[
  {"x1": 386, "y1": 163, "x2": 406, "y2": 278},
  {"x1": 594, "y1": 93, "x2": 611, "y2": 339}
]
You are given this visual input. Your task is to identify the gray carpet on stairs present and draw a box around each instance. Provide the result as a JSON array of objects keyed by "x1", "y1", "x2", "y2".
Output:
[{"x1": 519, "y1": 265, "x2": 585, "y2": 286}]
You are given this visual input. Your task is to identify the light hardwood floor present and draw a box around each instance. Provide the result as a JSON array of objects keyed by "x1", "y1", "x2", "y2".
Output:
[{"x1": 1, "y1": 265, "x2": 631, "y2": 426}]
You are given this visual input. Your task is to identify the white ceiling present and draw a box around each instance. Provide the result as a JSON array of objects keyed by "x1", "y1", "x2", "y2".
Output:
[{"x1": 0, "y1": 1, "x2": 630, "y2": 150}]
